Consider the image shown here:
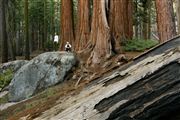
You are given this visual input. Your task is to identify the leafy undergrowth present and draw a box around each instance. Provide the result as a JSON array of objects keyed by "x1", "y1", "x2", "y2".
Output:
[
  {"x1": 123, "y1": 39, "x2": 159, "y2": 52},
  {"x1": 0, "y1": 69, "x2": 13, "y2": 90}
]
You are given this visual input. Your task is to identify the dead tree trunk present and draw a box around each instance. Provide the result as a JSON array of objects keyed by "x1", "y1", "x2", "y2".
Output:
[
  {"x1": 155, "y1": 0, "x2": 176, "y2": 42},
  {"x1": 45, "y1": 37, "x2": 180, "y2": 120},
  {"x1": 59, "y1": 0, "x2": 74, "y2": 51}
]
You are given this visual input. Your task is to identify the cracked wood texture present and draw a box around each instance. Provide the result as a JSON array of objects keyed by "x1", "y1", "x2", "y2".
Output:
[{"x1": 35, "y1": 37, "x2": 180, "y2": 120}]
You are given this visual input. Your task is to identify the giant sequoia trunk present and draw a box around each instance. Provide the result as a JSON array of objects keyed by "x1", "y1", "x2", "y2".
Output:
[
  {"x1": 155, "y1": 0, "x2": 176, "y2": 42},
  {"x1": 109, "y1": 0, "x2": 133, "y2": 53},
  {"x1": 0, "y1": 0, "x2": 8, "y2": 63},
  {"x1": 75, "y1": 0, "x2": 90, "y2": 51},
  {"x1": 59, "y1": 0, "x2": 74, "y2": 51},
  {"x1": 88, "y1": 0, "x2": 112, "y2": 64},
  {"x1": 39, "y1": 36, "x2": 180, "y2": 120}
]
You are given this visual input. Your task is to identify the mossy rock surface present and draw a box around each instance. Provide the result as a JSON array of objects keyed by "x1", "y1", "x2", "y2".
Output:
[{"x1": 0, "y1": 69, "x2": 13, "y2": 90}]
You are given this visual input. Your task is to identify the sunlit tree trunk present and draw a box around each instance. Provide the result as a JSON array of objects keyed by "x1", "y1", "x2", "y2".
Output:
[
  {"x1": 75, "y1": 0, "x2": 90, "y2": 51},
  {"x1": 88, "y1": 0, "x2": 112, "y2": 64},
  {"x1": 155, "y1": 0, "x2": 176, "y2": 42},
  {"x1": 60, "y1": 0, "x2": 74, "y2": 51},
  {"x1": 24, "y1": 0, "x2": 30, "y2": 60},
  {"x1": 109, "y1": 0, "x2": 133, "y2": 53},
  {"x1": 0, "y1": 0, "x2": 8, "y2": 63}
]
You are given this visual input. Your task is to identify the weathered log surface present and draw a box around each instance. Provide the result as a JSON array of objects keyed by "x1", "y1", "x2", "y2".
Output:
[{"x1": 35, "y1": 38, "x2": 180, "y2": 120}]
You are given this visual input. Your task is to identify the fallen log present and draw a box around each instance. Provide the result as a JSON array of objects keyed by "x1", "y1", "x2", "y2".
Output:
[{"x1": 35, "y1": 37, "x2": 180, "y2": 120}]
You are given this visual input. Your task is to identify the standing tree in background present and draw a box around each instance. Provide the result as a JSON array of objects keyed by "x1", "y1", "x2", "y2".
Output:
[
  {"x1": 142, "y1": 0, "x2": 152, "y2": 40},
  {"x1": 176, "y1": 0, "x2": 180, "y2": 34},
  {"x1": 24, "y1": 0, "x2": 30, "y2": 60},
  {"x1": 75, "y1": 0, "x2": 90, "y2": 51},
  {"x1": 155, "y1": 0, "x2": 176, "y2": 42},
  {"x1": 59, "y1": 0, "x2": 74, "y2": 51},
  {"x1": 0, "y1": 0, "x2": 8, "y2": 63},
  {"x1": 109, "y1": 0, "x2": 133, "y2": 53},
  {"x1": 88, "y1": 0, "x2": 112, "y2": 64},
  {"x1": 43, "y1": 0, "x2": 47, "y2": 50}
]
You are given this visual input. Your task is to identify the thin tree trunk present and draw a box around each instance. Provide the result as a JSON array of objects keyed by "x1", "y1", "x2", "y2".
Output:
[
  {"x1": 43, "y1": 0, "x2": 47, "y2": 51},
  {"x1": 50, "y1": 0, "x2": 55, "y2": 49},
  {"x1": 155, "y1": 0, "x2": 176, "y2": 42},
  {"x1": 127, "y1": 0, "x2": 133, "y2": 39},
  {"x1": 147, "y1": 2, "x2": 151, "y2": 39},
  {"x1": 176, "y1": 0, "x2": 180, "y2": 34},
  {"x1": 60, "y1": 0, "x2": 74, "y2": 51},
  {"x1": 134, "y1": 0, "x2": 139, "y2": 38},
  {"x1": 75, "y1": 0, "x2": 90, "y2": 51},
  {"x1": 24, "y1": 0, "x2": 30, "y2": 60},
  {"x1": 0, "y1": 0, "x2": 8, "y2": 63}
]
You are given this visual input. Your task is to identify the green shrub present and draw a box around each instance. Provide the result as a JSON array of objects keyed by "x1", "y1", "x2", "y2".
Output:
[
  {"x1": 123, "y1": 39, "x2": 159, "y2": 52},
  {"x1": 45, "y1": 40, "x2": 59, "y2": 51},
  {"x1": 0, "y1": 69, "x2": 13, "y2": 89}
]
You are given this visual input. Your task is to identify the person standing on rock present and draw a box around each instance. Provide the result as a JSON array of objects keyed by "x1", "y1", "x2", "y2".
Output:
[{"x1": 65, "y1": 42, "x2": 72, "y2": 52}]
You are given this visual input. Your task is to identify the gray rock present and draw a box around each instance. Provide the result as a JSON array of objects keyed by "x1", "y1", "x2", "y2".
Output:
[
  {"x1": 8, "y1": 52, "x2": 77, "y2": 102},
  {"x1": 0, "y1": 60, "x2": 29, "y2": 73},
  {"x1": 0, "y1": 60, "x2": 28, "y2": 91}
]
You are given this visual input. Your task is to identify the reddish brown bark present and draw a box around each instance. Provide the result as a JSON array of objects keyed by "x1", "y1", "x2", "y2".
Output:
[
  {"x1": 109, "y1": 0, "x2": 133, "y2": 53},
  {"x1": 75, "y1": 0, "x2": 90, "y2": 51},
  {"x1": 88, "y1": 0, "x2": 112, "y2": 64},
  {"x1": 155, "y1": 0, "x2": 176, "y2": 42},
  {"x1": 59, "y1": 0, "x2": 74, "y2": 51},
  {"x1": 127, "y1": 0, "x2": 133, "y2": 39}
]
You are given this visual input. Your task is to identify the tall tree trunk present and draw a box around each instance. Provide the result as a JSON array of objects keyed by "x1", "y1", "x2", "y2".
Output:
[
  {"x1": 134, "y1": 0, "x2": 139, "y2": 38},
  {"x1": 43, "y1": 0, "x2": 47, "y2": 50},
  {"x1": 176, "y1": 0, "x2": 180, "y2": 34},
  {"x1": 155, "y1": 0, "x2": 176, "y2": 42},
  {"x1": 88, "y1": 0, "x2": 112, "y2": 64},
  {"x1": 24, "y1": 0, "x2": 30, "y2": 60},
  {"x1": 60, "y1": 0, "x2": 74, "y2": 51},
  {"x1": 50, "y1": 0, "x2": 55, "y2": 49},
  {"x1": 75, "y1": 0, "x2": 90, "y2": 51},
  {"x1": 109, "y1": 0, "x2": 133, "y2": 53},
  {"x1": 142, "y1": 1, "x2": 148, "y2": 40},
  {"x1": 142, "y1": 0, "x2": 152, "y2": 40},
  {"x1": 0, "y1": 0, "x2": 8, "y2": 63},
  {"x1": 147, "y1": 1, "x2": 152, "y2": 39},
  {"x1": 127, "y1": 0, "x2": 133, "y2": 39}
]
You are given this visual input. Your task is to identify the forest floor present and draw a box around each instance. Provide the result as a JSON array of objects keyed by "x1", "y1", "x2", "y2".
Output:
[{"x1": 0, "y1": 50, "x2": 142, "y2": 120}]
